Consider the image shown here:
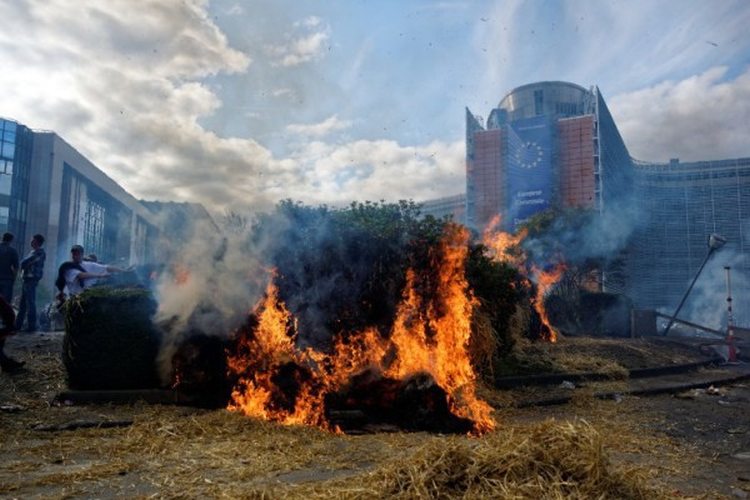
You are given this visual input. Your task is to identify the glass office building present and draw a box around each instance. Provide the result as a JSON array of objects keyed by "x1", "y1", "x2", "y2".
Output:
[
  {"x1": 0, "y1": 118, "x2": 32, "y2": 251},
  {"x1": 0, "y1": 116, "x2": 160, "y2": 296},
  {"x1": 466, "y1": 81, "x2": 634, "y2": 233},
  {"x1": 461, "y1": 81, "x2": 750, "y2": 324},
  {"x1": 629, "y1": 158, "x2": 750, "y2": 326}
]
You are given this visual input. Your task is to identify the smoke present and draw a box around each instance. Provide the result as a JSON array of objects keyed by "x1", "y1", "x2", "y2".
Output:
[
  {"x1": 152, "y1": 210, "x2": 272, "y2": 383},
  {"x1": 249, "y1": 202, "x2": 413, "y2": 351},
  {"x1": 520, "y1": 194, "x2": 645, "y2": 274},
  {"x1": 680, "y1": 244, "x2": 750, "y2": 330}
]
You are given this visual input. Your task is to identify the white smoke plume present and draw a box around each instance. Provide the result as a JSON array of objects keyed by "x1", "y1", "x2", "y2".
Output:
[{"x1": 151, "y1": 211, "x2": 275, "y2": 384}]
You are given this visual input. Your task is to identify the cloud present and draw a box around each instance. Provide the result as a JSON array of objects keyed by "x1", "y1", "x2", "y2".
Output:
[
  {"x1": 286, "y1": 115, "x2": 352, "y2": 137},
  {"x1": 270, "y1": 87, "x2": 294, "y2": 98},
  {"x1": 0, "y1": 0, "x2": 278, "y2": 212},
  {"x1": 266, "y1": 18, "x2": 330, "y2": 67},
  {"x1": 609, "y1": 66, "x2": 750, "y2": 162},
  {"x1": 224, "y1": 3, "x2": 244, "y2": 16},
  {"x1": 295, "y1": 16, "x2": 322, "y2": 28},
  {"x1": 0, "y1": 1, "x2": 464, "y2": 214},
  {"x1": 473, "y1": 1, "x2": 750, "y2": 106},
  {"x1": 284, "y1": 139, "x2": 465, "y2": 206}
]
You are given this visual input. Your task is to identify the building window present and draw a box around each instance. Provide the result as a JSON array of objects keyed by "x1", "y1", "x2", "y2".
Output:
[
  {"x1": 0, "y1": 174, "x2": 10, "y2": 196},
  {"x1": 534, "y1": 90, "x2": 543, "y2": 115},
  {"x1": 83, "y1": 199, "x2": 105, "y2": 256}
]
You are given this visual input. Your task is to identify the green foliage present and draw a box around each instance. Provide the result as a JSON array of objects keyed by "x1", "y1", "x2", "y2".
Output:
[
  {"x1": 251, "y1": 200, "x2": 452, "y2": 347},
  {"x1": 465, "y1": 244, "x2": 526, "y2": 358},
  {"x1": 519, "y1": 208, "x2": 631, "y2": 336},
  {"x1": 250, "y1": 200, "x2": 526, "y2": 366}
]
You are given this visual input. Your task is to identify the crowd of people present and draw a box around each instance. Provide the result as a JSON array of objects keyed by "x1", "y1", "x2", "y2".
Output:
[{"x1": 0, "y1": 233, "x2": 126, "y2": 374}]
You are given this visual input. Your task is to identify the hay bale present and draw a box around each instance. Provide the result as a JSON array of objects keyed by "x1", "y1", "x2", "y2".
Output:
[
  {"x1": 62, "y1": 286, "x2": 161, "y2": 390},
  {"x1": 171, "y1": 333, "x2": 233, "y2": 409}
]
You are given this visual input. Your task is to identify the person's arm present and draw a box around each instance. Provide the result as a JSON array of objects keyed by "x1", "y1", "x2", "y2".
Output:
[
  {"x1": 76, "y1": 271, "x2": 109, "y2": 282},
  {"x1": 105, "y1": 265, "x2": 127, "y2": 273},
  {"x1": 20, "y1": 253, "x2": 38, "y2": 270}
]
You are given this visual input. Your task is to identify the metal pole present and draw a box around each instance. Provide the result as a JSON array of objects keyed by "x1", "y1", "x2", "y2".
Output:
[
  {"x1": 662, "y1": 247, "x2": 715, "y2": 336},
  {"x1": 725, "y1": 266, "x2": 734, "y2": 330}
]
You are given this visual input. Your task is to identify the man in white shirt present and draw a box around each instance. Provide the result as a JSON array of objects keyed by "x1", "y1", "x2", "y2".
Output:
[{"x1": 56, "y1": 245, "x2": 127, "y2": 299}]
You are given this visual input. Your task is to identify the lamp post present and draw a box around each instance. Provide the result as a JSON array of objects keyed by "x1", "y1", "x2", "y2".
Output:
[{"x1": 662, "y1": 233, "x2": 726, "y2": 336}]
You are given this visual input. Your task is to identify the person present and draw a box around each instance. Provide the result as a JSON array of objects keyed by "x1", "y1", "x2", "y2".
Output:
[
  {"x1": 0, "y1": 294, "x2": 23, "y2": 373},
  {"x1": 15, "y1": 234, "x2": 45, "y2": 332},
  {"x1": 55, "y1": 245, "x2": 127, "y2": 300},
  {"x1": 0, "y1": 232, "x2": 19, "y2": 303}
]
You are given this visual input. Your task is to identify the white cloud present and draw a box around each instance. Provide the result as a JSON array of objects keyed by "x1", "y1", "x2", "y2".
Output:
[
  {"x1": 284, "y1": 139, "x2": 465, "y2": 206},
  {"x1": 266, "y1": 18, "x2": 330, "y2": 67},
  {"x1": 286, "y1": 115, "x2": 352, "y2": 137},
  {"x1": 271, "y1": 87, "x2": 293, "y2": 98},
  {"x1": 0, "y1": 1, "x2": 463, "y2": 214},
  {"x1": 225, "y1": 3, "x2": 244, "y2": 16},
  {"x1": 296, "y1": 16, "x2": 322, "y2": 28},
  {"x1": 0, "y1": 0, "x2": 278, "y2": 211},
  {"x1": 610, "y1": 66, "x2": 750, "y2": 162}
]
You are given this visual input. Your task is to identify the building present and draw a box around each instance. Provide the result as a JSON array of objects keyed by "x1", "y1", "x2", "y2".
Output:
[
  {"x1": 0, "y1": 116, "x2": 160, "y2": 298},
  {"x1": 460, "y1": 80, "x2": 750, "y2": 325},
  {"x1": 419, "y1": 193, "x2": 466, "y2": 223},
  {"x1": 466, "y1": 81, "x2": 633, "y2": 232},
  {"x1": 629, "y1": 157, "x2": 750, "y2": 325}
]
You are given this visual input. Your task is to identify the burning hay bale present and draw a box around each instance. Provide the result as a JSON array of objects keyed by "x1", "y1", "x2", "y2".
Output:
[
  {"x1": 227, "y1": 203, "x2": 502, "y2": 433},
  {"x1": 170, "y1": 333, "x2": 233, "y2": 408},
  {"x1": 62, "y1": 286, "x2": 161, "y2": 390},
  {"x1": 325, "y1": 370, "x2": 475, "y2": 434}
]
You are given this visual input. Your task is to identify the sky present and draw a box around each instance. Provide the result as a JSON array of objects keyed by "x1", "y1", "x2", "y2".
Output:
[{"x1": 0, "y1": 0, "x2": 749, "y2": 214}]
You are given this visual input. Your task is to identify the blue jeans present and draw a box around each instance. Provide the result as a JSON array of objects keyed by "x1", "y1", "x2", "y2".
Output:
[{"x1": 15, "y1": 279, "x2": 38, "y2": 331}]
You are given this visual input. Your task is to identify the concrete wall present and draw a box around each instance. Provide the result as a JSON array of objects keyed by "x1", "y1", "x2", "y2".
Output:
[{"x1": 26, "y1": 132, "x2": 159, "y2": 300}]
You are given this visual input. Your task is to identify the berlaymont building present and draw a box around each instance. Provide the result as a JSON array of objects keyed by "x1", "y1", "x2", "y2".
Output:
[{"x1": 421, "y1": 81, "x2": 750, "y2": 325}]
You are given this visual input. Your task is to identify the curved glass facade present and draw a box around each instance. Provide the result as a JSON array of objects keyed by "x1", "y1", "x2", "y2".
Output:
[
  {"x1": 466, "y1": 82, "x2": 633, "y2": 234},
  {"x1": 629, "y1": 158, "x2": 750, "y2": 326},
  {"x1": 498, "y1": 81, "x2": 593, "y2": 122}
]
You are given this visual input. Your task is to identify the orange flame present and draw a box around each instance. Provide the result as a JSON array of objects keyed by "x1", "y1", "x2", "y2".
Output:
[
  {"x1": 530, "y1": 264, "x2": 566, "y2": 342},
  {"x1": 481, "y1": 216, "x2": 564, "y2": 343},
  {"x1": 172, "y1": 263, "x2": 191, "y2": 285},
  {"x1": 481, "y1": 215, "x2": 527, "y2": 267},
  {"x1": 227, "y1": 225, "x2": 495, "y2": 434}
]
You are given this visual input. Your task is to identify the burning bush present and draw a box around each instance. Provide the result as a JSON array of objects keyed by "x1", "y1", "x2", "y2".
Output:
[{"x1": 226, "y1": 201, "x2": 530, "y2": 433}]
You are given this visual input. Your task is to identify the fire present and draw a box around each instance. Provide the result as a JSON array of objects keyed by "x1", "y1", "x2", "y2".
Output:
[
  {"x1": 384, "y1": 226, "x2": 494, "y2": 431},
  {"x1": 482, "y1": 215, "x2": 527, "y2": 267},
  {"x1": 530, "y1": 264, "x2": 566, "y2": 342},
  {"x1": 481, "y1": 215, "x2": 563, "y2": 342},
  {"x1": 227, "y1": 225, "x2": 495, "y2": 434},
  {"x1": 172, "y1": 263, "x2": 191, "y2": 285}
]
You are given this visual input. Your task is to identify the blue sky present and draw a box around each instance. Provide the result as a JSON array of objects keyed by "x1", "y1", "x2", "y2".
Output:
[{"x1": 1, "y1": 0, "x2": 749, "y2": 212}]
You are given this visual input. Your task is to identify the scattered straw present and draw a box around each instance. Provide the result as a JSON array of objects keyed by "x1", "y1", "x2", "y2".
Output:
[{"x1": 254, "y1": 419, "x2": 665, "y2": 499}]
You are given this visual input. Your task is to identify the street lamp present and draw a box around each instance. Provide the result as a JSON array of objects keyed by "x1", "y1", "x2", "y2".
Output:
[{"x1": 662, "y1": 233, "x2": 726, "y2": 336}]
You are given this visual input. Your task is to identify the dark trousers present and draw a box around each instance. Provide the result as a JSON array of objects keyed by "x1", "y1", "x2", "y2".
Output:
[
  {"x1": 15, "y1": 279, "x2": 38, "y2": 331},
  {"x1": 0, "y1": 279, "x2": 13, "y2": 303},
  {"x1": 0, "y1": 295, "x2": 15, "y2": 361}
]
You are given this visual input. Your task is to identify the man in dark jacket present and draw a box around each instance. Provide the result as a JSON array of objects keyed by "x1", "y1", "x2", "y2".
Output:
[
  {"x1": 0, "y1": 232, "x2": 19, "y2": 302},
  {"x1": 15, "y1": 234, "x2": 45, "y2": 332}
]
